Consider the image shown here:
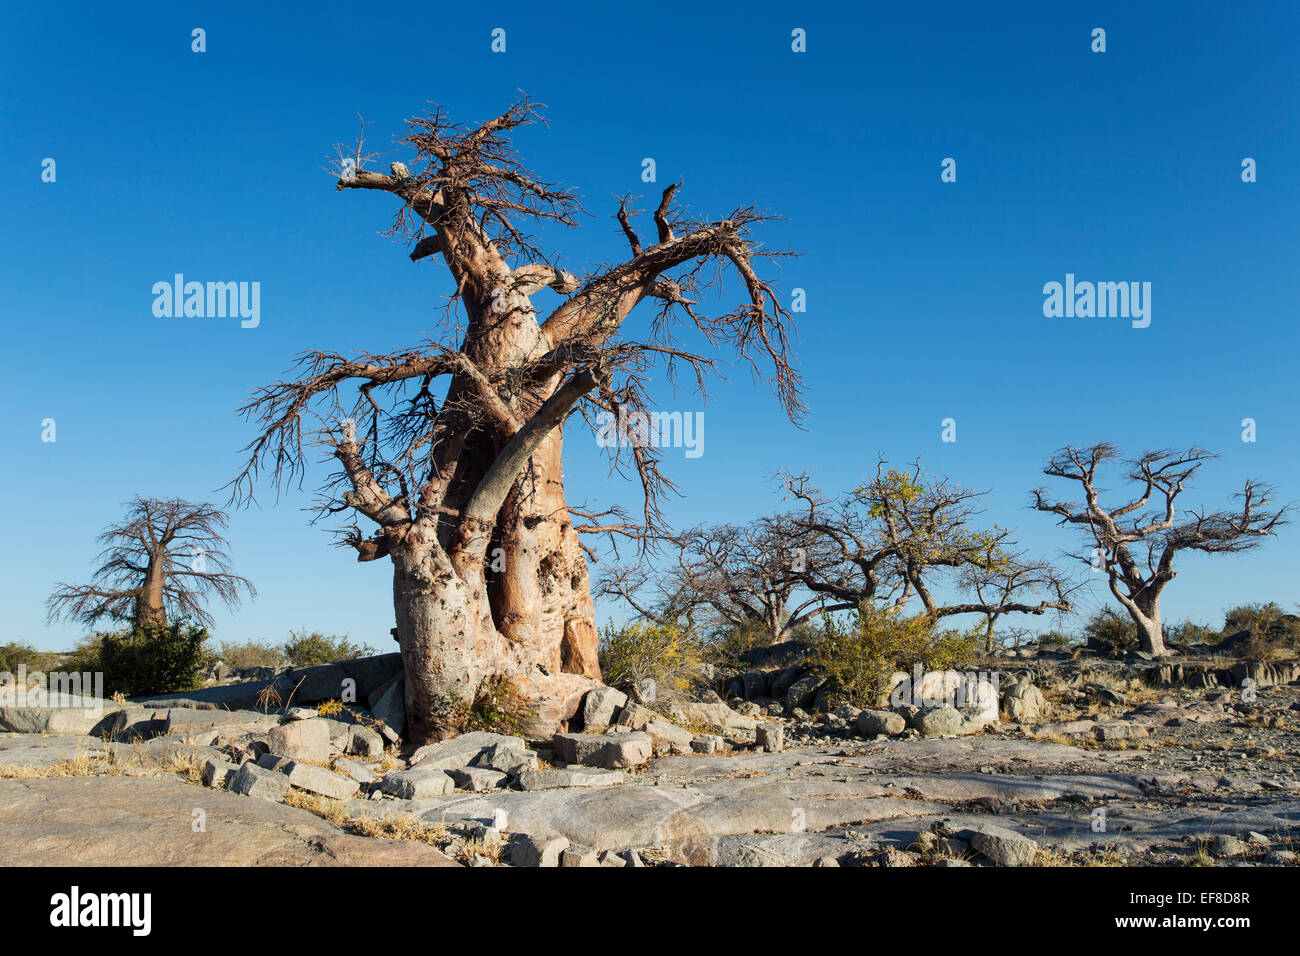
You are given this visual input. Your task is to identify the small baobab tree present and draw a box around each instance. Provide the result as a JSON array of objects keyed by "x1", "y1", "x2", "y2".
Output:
[
  {"x1": 1032, "y1": 444, "x2": 1288, "y2": 657},
  {"x1": 231, "y1": 99, "x2": 801, "y2": 743},
  {"x1": 47, "y1": 496, "x2": 255, "y2": 629},
  {"x1": 780, "y1": 463, "x2": 1075, "y2": 634}
]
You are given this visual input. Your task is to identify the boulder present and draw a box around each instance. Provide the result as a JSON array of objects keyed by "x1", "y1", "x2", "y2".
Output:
[
  {"x1": 510, "y1": 834, "x2": 569, "y2": 867},
  {"x1": 580, "y1": 685, "x2": 628, "y2": 729},
  {"x1": 962, "y1": 676, "x2": 1000, "y2": 723},
  {"x1": 229, "y1": 763, "x2": 291, "y2": 801},
  {"x1": 379, "y1": 766, "x2": 455, "y2": 799},
  {"x1": 755, "y1": 723, "x2": 784, "y2": 753},
  {"x1": 552, "y1": 732, "x2": 652, "y2": 769},
  {"x1": 450, "y1": 767, "x2": 509, "y2": 792},
  {"x1": 644, "y1": 720, "x2": 693, "y2": 755},
  {"x1": 667, "y1": 699, "x2": 759, "y2": 735},
  {"x1": 267, "y1": 719, "x2": 331, "y2": 764},
  {"x1": 614, "y1": 701, "x2": 655, "y2": 730},
  {"x1": 475, "y1": 742, "x2": 539, "y2": 775},
  {"x1": 769, "y1": 665, "x2": 807, "y2": 701},
  {"x1": 345, "y1": 725, "x2": 385, "y2": 758},
  {"x1": 1094, "y1": 722, "x2": 1148, "y2": 742},
  {"x1": 1211, "y1": 834, "x2": 1247, "y2": 858},
  {"x1": 856, "y1": 709, "x2": 906, "y2": 737},
  {"x1": 691, "y1": 734, "x2": 725, "y2": 754},
  {"x1": 201, "y1": 757, "x2": 236, "y2": 789},
  {"x1": 256, "y1": 753, "x2": 296, "y2": 773},
  {"x1": 332, "y1": 757, "x2": 377, "y2": 785},
  {"x1": 784, "y1": 672, "x2": 824, "y2": 712},
  {"x1": 1002, "y1": 681, "x2": 1049, "y2": 722},
  {"x1": 409, "y1": 731, "x2": 526, "y2": 772},
  {"x1": 287, "y1": 763, "x2": 360, "y2": 800},
  {"x1": 914, "y1": 705, "x2": 965, "y2": 737},
  {"x1": 890, "y1": 669, "x2": 999, "y2": 721},
  {"x1": 369, "y1": 678, "x2": 405, "y2": 742},
  {"x1": 970, "y1": 825, "x2": 1038, "y2": 867},
  {"x1": 560, "y1": 844, "x2": 601, "y2": 867},
  {"x1": 516, "y1": 768, "x2": 626, "y2": 790}
]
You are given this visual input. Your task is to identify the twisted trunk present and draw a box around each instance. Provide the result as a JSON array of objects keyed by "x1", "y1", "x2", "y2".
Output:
[{"x1": 391, "y1": 290, "x2": 601, "y2": 743}]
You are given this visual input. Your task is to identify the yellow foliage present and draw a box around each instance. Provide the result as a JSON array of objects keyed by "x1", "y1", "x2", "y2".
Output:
[{"x1": 812, "y1": 604, "x2": 979, "y2": 708}]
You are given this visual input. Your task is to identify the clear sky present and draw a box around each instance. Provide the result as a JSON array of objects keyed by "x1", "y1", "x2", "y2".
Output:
[{"x1": 3, "y1": 0, "x2": 1296, "y2": 651}]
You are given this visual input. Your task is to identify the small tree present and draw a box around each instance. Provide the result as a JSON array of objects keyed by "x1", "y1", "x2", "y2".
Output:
[
  {"x1": 781, "y1": 463, "x2": 1075, "y2": 627},
  {"x1": 1033, "y1": 444, "x2": 1288, "y2": 657},
  {"x1": 74, "y1": 621, "x2": 213, "y2": 697},
  {"x1": 282, "y1": 630, "x2": 376, "y2": 667},
  {"x1": 812, "y1": 605, "x2": 980, "y2": 708},
  {"x1": 1220, "y1": 601, "x2": 1300, "y2": 658},
  {"x1": 47, "y1": 497, "x2": 255, "y2": 629}
]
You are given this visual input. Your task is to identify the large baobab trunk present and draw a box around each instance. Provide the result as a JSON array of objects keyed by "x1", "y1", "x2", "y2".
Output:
[
  {"x1": 234, "y1": 99, "x2": 804, "y2": 745},
  {"x1": 390, "y1": 432, "x2": 599, "y2": 742},
  {"x1": 479, "y1": 395, "x2": 600, "y2": 677},
  {"x1": 135, "y1": 559, "x2": 168, "y2": 627},
  {"x1": 384, "y1": 277, "x2": 602, "y2": 741}
]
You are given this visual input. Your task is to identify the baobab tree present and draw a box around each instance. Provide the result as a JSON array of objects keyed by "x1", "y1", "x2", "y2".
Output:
[
  {"x1": 47, "y1": 497, "x2": 255, "y2": 629},
  {"x1": 232, "y1": 99, "x2": 801, "y2": 743},
  {"x1": 780, "y1": 463, "x2": 1075, "y2": 630},
  {"x1": 1032, "y1": 444, "x2": 1287, "y2": 657}
]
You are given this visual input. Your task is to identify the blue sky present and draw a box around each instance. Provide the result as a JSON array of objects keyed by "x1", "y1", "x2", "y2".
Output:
[{"x1": 3, "y1": 0, "x2": 1296, "y2": 651}]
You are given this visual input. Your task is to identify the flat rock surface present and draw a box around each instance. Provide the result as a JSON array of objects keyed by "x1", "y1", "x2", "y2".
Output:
[
  {"x1": 0, "y1": 775, "x2": 459, "y2": 866},
  {"x1": 349, "y1": 732, "x2": 1300, "y2": 865},
  {"x1": 3, "y1": 673, "x2": 1298, "y2": 866}
]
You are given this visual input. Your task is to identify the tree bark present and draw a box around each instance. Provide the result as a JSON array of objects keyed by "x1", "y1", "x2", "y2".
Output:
[
  {"x1": 388, "y1": 286, "x2": 602, "y2": 742},
  {"x1": 1126, "y1": 591, "x2": 1167, "y2": 657},
  {"x1": 135, "y1": 560, "x2": 167, "y2": 628}
]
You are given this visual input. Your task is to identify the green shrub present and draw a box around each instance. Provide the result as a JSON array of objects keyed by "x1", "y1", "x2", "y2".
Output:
[
  {"x1": 464, "y1": 675, "x2": 536, "y2": 736},
  {"x1": 1037, "y1": 630, "x2": 1078, "y2": 648},
  {"x1": 1081, "y1": 608, "x2": 1137, "y2": 656},
  {"x1": 1219, "y1": 602, "x2": 1300, "y2": 657},
  {"x1": 217, "y1": 640, "x2": 286, "y2": 670},
  {"x1": 70, "y1": 621, "x2": 213, "y2": 697},
  {"x1": 599, "y1": 621, "x2": 704, "y2": 700},
  {"x1": 1163, "y1": 619, "x2": 1217, "y2": 647},
  {"x1": 811, "y1": 604, "x2": 980, "y2": 708},
  {"x1": 0, "y1": 641, "x2": 60, "y2": 674},
  {"x1": 282, "y1": 630, "x2": 375, "y2": 667}
]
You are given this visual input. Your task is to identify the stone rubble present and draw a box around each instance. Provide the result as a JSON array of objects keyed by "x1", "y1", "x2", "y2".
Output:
[{"x1": 4, "y1": 638, "x2": 1300, "y2": 868}]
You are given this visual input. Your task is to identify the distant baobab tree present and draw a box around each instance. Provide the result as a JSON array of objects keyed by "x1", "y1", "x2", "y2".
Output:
[
  {"x1": 47, "y1": 496, "x2": 255, "y2": 629},
  {"x1": 1033, "y1": 444, "x2": 1288, "y2": 657},
  {"x1": 231, "y1": 97, "x2": 801, "y2": 743}
]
